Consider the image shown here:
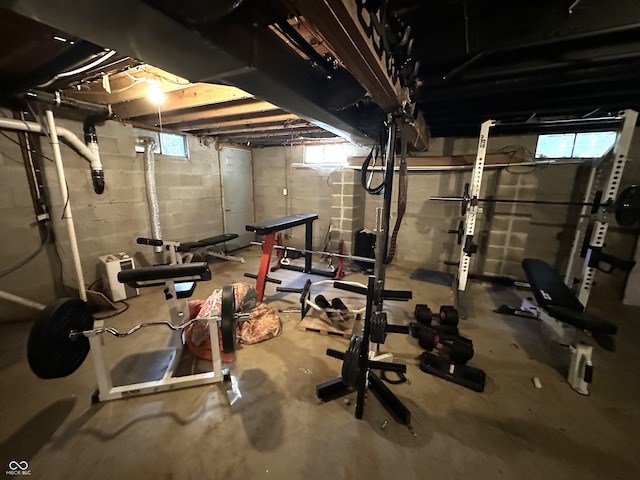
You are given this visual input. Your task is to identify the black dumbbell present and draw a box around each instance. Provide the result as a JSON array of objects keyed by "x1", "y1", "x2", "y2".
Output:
[
  {"x1": 409, "y1": 322, "x2": 474, "y2": 363},
  {"x1": 415, "y1": 304, "x2": 460, "y2": 327},
  {"x1": 447, "y1": 338, "x2": 474, "y2": 364},
  {"x1": 410, "y1": 322, "x2": 459, "y2": 341},
  {"x1": 439, "y1": 305, "x2": 459, "y2": 326}
]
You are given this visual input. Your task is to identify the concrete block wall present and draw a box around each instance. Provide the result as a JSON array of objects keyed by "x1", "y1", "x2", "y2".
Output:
[
  {"x1": 0, "y1": 120, "x2": 58, "y2": 321},
  {"x1": 0, "y1": 111, "x2": 223, "y2": 321},
  {"x1": 330, "y1": 169, "x2": 365, "y2": 254},
  {"x1": 252, "y1": 145, "x2": 331, "y2": 249}
]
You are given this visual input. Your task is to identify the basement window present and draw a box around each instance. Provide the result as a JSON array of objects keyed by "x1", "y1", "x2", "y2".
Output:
[
  {"x1": 134, "y1": 128, "x2": 189, "y2": 158},
  {"x1": 303, "y1": 143, "x2": 347, "y2": 166},
  {"x1": 535, "y1": 131, "x2": 617, "y2": 159}
]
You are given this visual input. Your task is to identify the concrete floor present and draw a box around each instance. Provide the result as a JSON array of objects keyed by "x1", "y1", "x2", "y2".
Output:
[{"x1": 1, "y1": 247, "x2": 639, "y2": 479}]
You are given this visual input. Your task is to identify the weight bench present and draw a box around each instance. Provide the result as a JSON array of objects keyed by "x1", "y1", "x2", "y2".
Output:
[
  {"x1": 519, "y1": 258, "x2": 617, "y2": 395},
  {"x1": 81, "y1": 262, "x2": 228, "y2": 402},
  {"x1": 246, "y1": 213, "x2": 333, "y2": 301},
  {"x1": 176, "y1": 233, "x2": 245, "y2": 264}
]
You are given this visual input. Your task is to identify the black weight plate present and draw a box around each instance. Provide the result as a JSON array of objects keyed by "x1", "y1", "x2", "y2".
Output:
[
  {"x1": 370, "y1": 312, "x2": 387, "y2": 344},
  {"x1": 461, "y1": 183, "x2": 470, "y2": 216},
  {"x1": 221, "y1": 285, "x2": 236, "y2": 354},
  {"x1": 615, "y1": 185, "x2": 640, "y2": 227},
  {"x1": 342, "y1": 335, "x2": 362, "y2": 387},
  {"x1": 27, "y1": 298, "x2": 93, "y2": 379}
]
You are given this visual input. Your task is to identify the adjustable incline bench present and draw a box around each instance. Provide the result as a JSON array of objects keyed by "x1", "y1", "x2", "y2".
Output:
[
  {"x1": 175, "y1": 233, "x2": 245, "y2": 264},
  {"x1": 517, "y1": 258, "x2": 618, "y2": 395}
]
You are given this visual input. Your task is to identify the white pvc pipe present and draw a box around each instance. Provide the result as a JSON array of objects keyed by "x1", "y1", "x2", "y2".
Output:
[
  {"x1": 0, "y1": 289, "x2": 46, "y2": 311},
  {"x1": 0, "y1": 117, "x2": 102, "y2": 170},
  {"x1": 44, "y1": 109, "x2": 87, "y2": 302}
]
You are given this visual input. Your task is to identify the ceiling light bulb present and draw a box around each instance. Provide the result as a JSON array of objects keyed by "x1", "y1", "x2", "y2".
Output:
[{"x1": 148, "y1": 85, "x2": 166, "y2": 104}]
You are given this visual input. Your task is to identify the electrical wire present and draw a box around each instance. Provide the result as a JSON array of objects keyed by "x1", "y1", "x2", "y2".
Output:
[
  {"x1": 0, "y1": 222, "x2": 52, "y2": 279},
  {"x1": 38, "y1": 49, "x2": 118, "y2": 87},
  {"x1": 0, "y1": 131, "x2": 56, "y2": 163}
]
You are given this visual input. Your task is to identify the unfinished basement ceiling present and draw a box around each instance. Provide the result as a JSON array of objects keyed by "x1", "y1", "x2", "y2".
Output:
[{"x1": 1, "y1": 0, "x2": 640, "y2": 144}]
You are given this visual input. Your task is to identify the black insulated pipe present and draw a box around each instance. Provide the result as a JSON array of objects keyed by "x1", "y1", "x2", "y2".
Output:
[{"x1": 24, "y1": 90, "x2": 112, "y2": 118}]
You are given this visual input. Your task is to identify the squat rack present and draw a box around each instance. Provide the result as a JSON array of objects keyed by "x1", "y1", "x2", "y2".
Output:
[{"x1": 437, "y1": 110, "x2": 637, "y2": 309}]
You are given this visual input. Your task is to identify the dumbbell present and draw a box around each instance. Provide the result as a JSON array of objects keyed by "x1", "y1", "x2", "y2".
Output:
[
  {"x1": 414, "y1": 304, "x2": 460, "y2": 327},
  {"x1": 409, "y1": 322, "x2": 474, "y2": 364}
]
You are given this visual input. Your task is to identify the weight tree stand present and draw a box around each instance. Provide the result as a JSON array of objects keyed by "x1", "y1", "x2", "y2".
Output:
[{"x1": 316, "y1": 116, "x2": 414, "y2": 424}]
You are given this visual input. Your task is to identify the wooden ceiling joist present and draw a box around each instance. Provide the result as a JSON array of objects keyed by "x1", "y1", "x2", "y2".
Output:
[
  {"x1": 149, "y1": 100, "x2": 280, "y2": 127},
  {"x1": 181, "y1": 112, "x2": 298, "y2": 133},
  {"x1": 202, "y1": 120, "x2": 312, "y2": 137},
  {"x1": 114, "y1": 83, "x2": 255, "y2": 120},
  {"x1": 217, "y1": 125, "x2": 324, "y2": 140}
]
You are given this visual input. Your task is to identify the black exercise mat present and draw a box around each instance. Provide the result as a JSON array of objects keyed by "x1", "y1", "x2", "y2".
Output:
[{"x1": 410, "y1": 268, "x2": 454, "y2": 286}]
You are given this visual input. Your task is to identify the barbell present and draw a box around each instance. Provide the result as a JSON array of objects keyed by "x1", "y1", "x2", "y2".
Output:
[
  {"x1": 431, "y1": 184, "x2": 640, "y2": 227},
  {"x1": 27, "y1": 285, "x2": 243, "y2": 379},
  {"x1": 250, "y1": 242, "x2": 376, "y2": 264}
]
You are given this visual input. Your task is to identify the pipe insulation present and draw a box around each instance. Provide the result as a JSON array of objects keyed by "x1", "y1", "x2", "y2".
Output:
[{"x1": 137, "y1": 137, "x2": 162, "y2": 252}]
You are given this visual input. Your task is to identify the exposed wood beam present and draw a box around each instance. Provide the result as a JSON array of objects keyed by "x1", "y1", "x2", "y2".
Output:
[
  {"x1": 180, "y1": 112, "x2": 298, "y2": 132},
  {"x1": 218, "y1": 126, "x2": 325, "y2": 139},
  {"x1": 203, "y1": 121, "x2": 312, "y2": 136},
  {"x1": 113, "y1": 84, "x2": 255, "y2": 119},
  {"x1": 220, "y1": 130, "x2": 336, "y2": 146},
  {"x1": 295, "y1": 0, "x2": 428, "y2": 150},
  {"x1": 139, "y1": 100, "x2": 281, "y2": 127}
]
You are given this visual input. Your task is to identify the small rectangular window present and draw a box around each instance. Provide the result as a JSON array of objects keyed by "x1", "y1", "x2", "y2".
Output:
[
  {"x1": 535, "y1": 131, "x2": 617, "y2": 159},
  {"x1": 160, "y1": 132, "x2": 188, "y2": 157},
  {"x1": 535, "y1": 133, "x2": 575, "y2": 159},
  {"x1": 572, "y1": 131, "x2": 617, "y2": 158},
  {"x1": 304, "y1": 143, "x2": 347, "y2": 166}
]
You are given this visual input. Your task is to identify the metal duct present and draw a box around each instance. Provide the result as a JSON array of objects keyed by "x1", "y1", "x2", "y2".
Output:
[{"x1": 137, "y1": 137, "x2": 162, "y2": 252}]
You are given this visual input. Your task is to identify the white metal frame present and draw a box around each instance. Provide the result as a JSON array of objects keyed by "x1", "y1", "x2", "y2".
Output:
[
  {"x1": 458, "y1": 119, "x2": 496, "y2": 291},
  {"x1": 577, "y1": 109, "x2": 638, "y2": 306},
  {"x1": 89, "y1": 277, "x2": 227, "y2": 402}
]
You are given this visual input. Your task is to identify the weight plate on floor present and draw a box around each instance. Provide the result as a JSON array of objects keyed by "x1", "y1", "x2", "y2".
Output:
[
  {"x1": 221, "y1": 285, "x2": 236, "y2": 354},
  {"x1": 341, "y1": 335, "x2": 363, "y2": 387},
  {"x1": 27, "y1": 298, "x2": 93, "y2": 379}
]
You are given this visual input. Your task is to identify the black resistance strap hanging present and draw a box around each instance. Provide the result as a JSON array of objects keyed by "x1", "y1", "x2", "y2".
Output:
[
  {"x1": 384, "y1": 123, "x2": 408, "y2": 264},
  {"x1": 361, "y1": 126, "x2": 387, "y2": 195}
]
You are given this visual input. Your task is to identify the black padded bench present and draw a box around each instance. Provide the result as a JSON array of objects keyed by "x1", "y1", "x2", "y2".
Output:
[
  {"x1": 522, "y1": 258, "x2": 617, "y2": 336},
  {"x1": 519, "y1": 258, "x2": 617, "y2": 395},
  {"x1": 245, "y1": 213, "x2": 318, "y2": 235},
  {"x1": 118, "y1": 262, "x2": 211, "y2": 298},
  {"x1": 176, "y1": 233, "x2": 239, "y2": 253}
]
